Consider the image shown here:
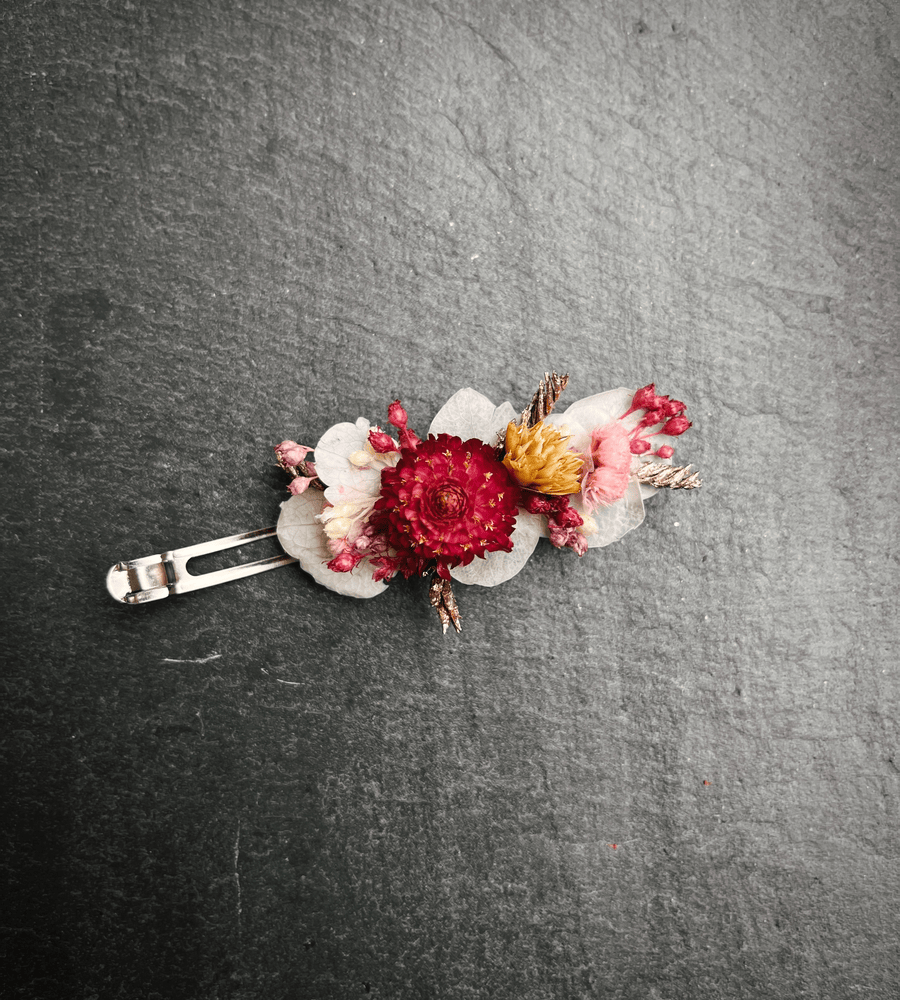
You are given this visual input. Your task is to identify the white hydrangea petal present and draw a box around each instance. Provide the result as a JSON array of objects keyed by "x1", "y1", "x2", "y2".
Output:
[
  {"x1": 323, "y1": 482, "x2": 378, "y2": 505},
  {"x1": 557, "y1": 387, "x2": 637, "y2": 432},
  {"x1": 571, "y1": 476, "x2": 645, "y2": 549},
  {"x1": 276, "y1": 492, "x2": 388, "y2": 598},
  {"x1": 428, "y1": 387, "x2": 515, "y2": 444},
  {"x1": 449, "y1": 511, "x2": 542, "y2": 587},
  {"x1": 543, "y1": 412, "x2": 591, "y2": 454},
  {"x1": 313, "y1": 417, "x2": 382, "y2": 492},
  {"x1": 486, "y1": 401, "x2": 518, "y2": 440}
]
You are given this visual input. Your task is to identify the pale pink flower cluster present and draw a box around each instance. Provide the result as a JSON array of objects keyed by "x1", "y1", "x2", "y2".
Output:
[
  {"x1": 581, "y1": 421, "x2": 632, "y2": 513},
  {"x1": 274, "y1": 441, "x2": 319, "y2": 495}
]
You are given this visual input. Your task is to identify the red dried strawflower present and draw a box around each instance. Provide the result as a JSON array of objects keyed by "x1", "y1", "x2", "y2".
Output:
[{"x1": 374, "y1": 433, "x2": 520, "y2": 580}]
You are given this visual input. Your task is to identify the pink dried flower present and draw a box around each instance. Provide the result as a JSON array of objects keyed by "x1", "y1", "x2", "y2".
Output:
[
  {"x1": 661, "y1": 415, "x2": 691, "y2": 436},
  {"x1": 661, "y1": 398, "x2": 685, "y2": 417},
  {"x1": 287, "y1": 476, "x2": 317, "y2": 496},
  {"x1": 370, "y1": 557, "x2": 398, "y2": 583},
  {"x1": 630, "y1": 438, "x2": 651, "y2": 455},
  {"x1": 325, "y1": 535, "x2": 352, "y2": 558},
  {"x1": 591, "y1": 421, "x2": 631, "y2": 470},
  {"x1": 554, "y1": 504, "x2": 583, "y2": 528},
  {"x1": 632, "y1": 408, "x2": 666, "y2": 434},
  {"x1": 275, "y1": 440, "x2": 313, "y2": 467},
  {"x1": 580, "y1": 421, "x2": 632, "y2": 513},
  {"x1": 614, "y1": 388, "x2": 692, "y2": 460},
  {"x1": 387, "y1": 399, "x2": 421, "y2": 451},
  {"x1": 368, "y1": 428, "x2": 399, "y2": 453},
  {"x1": 327, "y1": 551, "x2": 362, "y2": 573},
  {"x1": 583, "y1": 467, "x2": 626, "y2": 509},
  {"x1": 548, "y1": 522, "x2": 589, "y2": 555},
  {"x1": 528, "y1": 495, "x2": 588, "y2": 555},
  {"x1": 522, "y1": 494, "x2": 554, "y2": 515},
  {"x1": 387, "y1": 400, "x2": 408, "y2": 429},
  {"x1": 620, "y1": 384, "x2": 658, "y2": 419}
]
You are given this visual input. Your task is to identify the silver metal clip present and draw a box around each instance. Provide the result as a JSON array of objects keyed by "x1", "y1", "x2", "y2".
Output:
[{"x1": 106, "y1": 526, "x2": 297, "y2": 604}]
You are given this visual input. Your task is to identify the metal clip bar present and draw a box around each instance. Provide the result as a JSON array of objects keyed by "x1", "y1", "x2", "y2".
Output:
[{"x1": 106, "y1": 526, "x2": 297, "y2": 605}]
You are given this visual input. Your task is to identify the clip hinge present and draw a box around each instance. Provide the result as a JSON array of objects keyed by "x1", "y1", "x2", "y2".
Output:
[{"x1": 106, "y1": 526, "x2": 297, "y2": 604}]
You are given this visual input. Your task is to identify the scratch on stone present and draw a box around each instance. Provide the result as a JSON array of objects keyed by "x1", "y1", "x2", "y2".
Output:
[
  {"x1": 233, "y1": 819, "x2": 242, "y2": 942},
  {"x1": 161, "y1": 653, "x2": 223, "y2": 663},
  {"x1": 276, "y1": 678, "x2": 304, "y2": 686},
  {"x1": 435, "y1": 111, "x2": 522, "y2": 204},
  {"x1": 431, "y1": 4, "x2": 524, "y2": 80}
]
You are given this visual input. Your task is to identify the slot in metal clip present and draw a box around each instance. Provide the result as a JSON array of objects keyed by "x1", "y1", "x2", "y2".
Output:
[{"x1": 106, "y1": 526, "x2": 296, "y2": 604}]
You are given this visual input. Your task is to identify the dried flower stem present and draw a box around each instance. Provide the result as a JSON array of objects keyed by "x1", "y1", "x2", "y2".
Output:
[
  {"x1": 429, "y1": 574, "x2": 462, "y2": 634},
  {"x1": 520, "y1": 371, "x2": 569, "y2": 428},
  {"x1": 276, "y1": 456, "x2": 324, "y2": 490},
  {"x1": 636, "y1": 462, "x2": 702, "y2": 489}
]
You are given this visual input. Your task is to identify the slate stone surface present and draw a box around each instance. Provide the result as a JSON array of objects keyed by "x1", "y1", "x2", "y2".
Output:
[{"x1": 2, "y1": 2, "x2": 899, "y2": 998}]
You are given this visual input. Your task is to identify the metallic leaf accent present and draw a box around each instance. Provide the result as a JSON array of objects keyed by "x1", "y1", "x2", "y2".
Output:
[
  {"x1": 635, "y1": 462, "x2": 702, "y2": 489},
  {"x1": 520, "y1": 371, "x2": 569, "y2": 428},
  {"x1": 429, "y1": 574, "x2": 462, "y2": 633}
]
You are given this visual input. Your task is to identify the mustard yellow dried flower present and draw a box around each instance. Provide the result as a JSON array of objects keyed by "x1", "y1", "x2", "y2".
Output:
[{"x1": 502, "y1": 421, "x2": 583, "y2": 495}]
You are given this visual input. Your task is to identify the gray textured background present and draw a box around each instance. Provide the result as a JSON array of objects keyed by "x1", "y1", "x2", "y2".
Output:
[{"x1": 3, "y1": 1, "x2": 899, "y2": 998}]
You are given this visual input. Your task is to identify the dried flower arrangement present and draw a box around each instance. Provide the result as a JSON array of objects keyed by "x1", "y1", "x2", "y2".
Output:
[{"x1": 275, "y1": 373, "x2": 701, "y2": 632}]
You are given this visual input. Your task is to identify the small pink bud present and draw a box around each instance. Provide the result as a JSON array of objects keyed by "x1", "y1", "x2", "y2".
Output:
[
  {"x1": 569, "y1": 532, "x2": 589, "y2": 556},
  {"x1": 654, "y1": 445, "x2": 674, "y2": 459},
  {"x1": 275, "y1": 440, "x2": 313, "y2": 466},
  {"x1": 662, "y1": 398, "x2": 685, "y2": 417},
  {"x1": 387, "y1": 400, "x2": 408, "y2": 430},
  {"x1": 548, "y1": 524, "x2": 588, "y2": 555},
  {"x1": 287, "y1": 476, "x2": 315, "y2": 495},
  {"x1": 327, "y1": 551, "x2": 359, "y2": 573},
  {"x1": 371, "y1": 557, "x2": 397, "y2": 582},
  {"x1": 327, "y1": 536, "x2": 352, "y2": 557},
  {"x1": 548, "y1": 523, "x2": 570, "y2": 548},
  {"x1": 554, "y1": 504, "x2": 583, "y2": 528},
  {"x1": 661, "y1": 415, "x2": 691, "y2": 436},
  {"x1": 632, "y1": 383, "x2": 657, "y2": 409},
  {"x1": 368, "y1": 428, "x2": 398, "y2": 453},
  {"x1": 630, "y1": 438, "x2": 651, "y2": 455},
  {"x1": 620, "y1": 383, "x2": 658, "y2": 420},
  {"x1": 387, "y1": 400, "x2": 421, "y2": 451},
  {"x1": 398, "y1": 427, "x2": 421, "y2": 452},
  {"x1": 523, "y1": 493, "x2": 553, "y2": 515},
  {"x1": 638, "y1": 408, "x2": 666, "y2": 429}
]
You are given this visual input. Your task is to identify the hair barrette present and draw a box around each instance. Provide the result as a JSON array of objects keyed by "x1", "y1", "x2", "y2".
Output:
[{"x1": 107, "y1": 372, "x2": 701, "y2": 632}]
